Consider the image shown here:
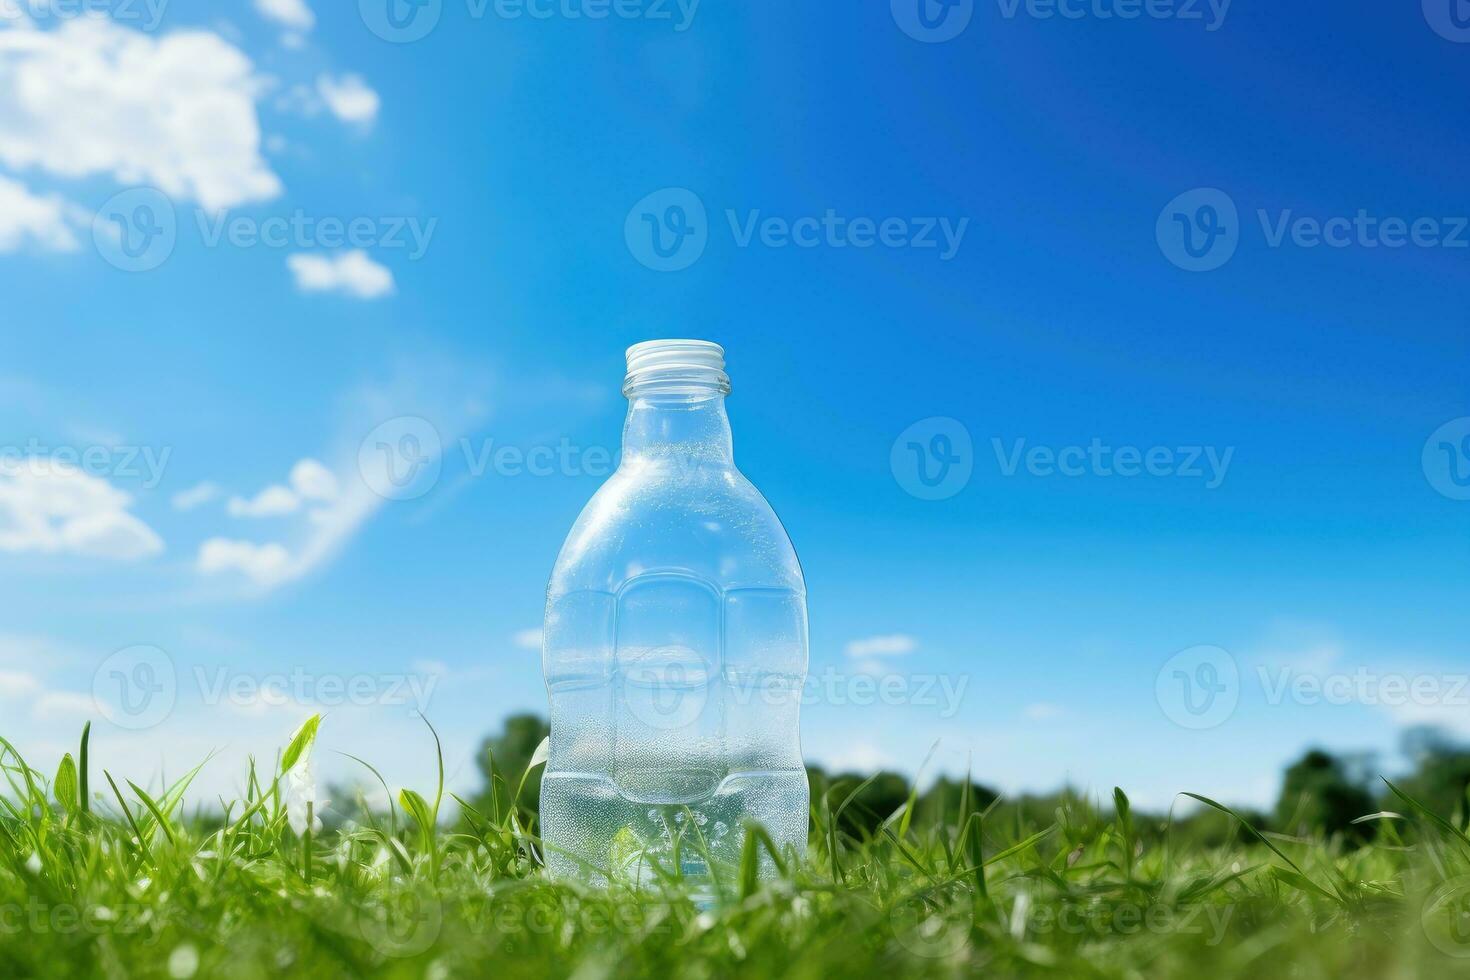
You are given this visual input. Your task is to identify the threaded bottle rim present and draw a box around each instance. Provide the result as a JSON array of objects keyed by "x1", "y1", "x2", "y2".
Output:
[{"x1": 623, "y1": 339, "x2": 730, "y2": 396}]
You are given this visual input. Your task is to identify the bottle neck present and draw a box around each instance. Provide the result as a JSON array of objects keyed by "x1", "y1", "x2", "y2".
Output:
[{"x1": 622, "y1": 390, "x2": 734, "y2": 465}]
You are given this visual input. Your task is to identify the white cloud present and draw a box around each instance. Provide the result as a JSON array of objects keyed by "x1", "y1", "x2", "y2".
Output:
[
  {"x1": 171, "y1": 481, "x2": 221, "y2": 511},
  {"x1": 844, "y1": 634, "x2": 918, "y2": 659},
  {"x1": 227, "y1": 458, "x2": 339, "y2": 518},
  {"x1": 513, "y1": 628, "x2": 543, "y2": 650},
  {"x1": 0, "y1": 173, "x2": 81, "y2": 252},
  {"x1": 0, "y1": 669, "x2": 40, "y2": 699},
  {"x1": 1023, "y1": 702, "x2": 1066, "y2": 722},
  {"x1": 287, "y1": 250, "x2": 394, "y2": 299},
  {"x1": 0, "y1": 14, "x2": 280, "y2": 210},
  {"x1": 228, "y1": 484, "x2": 300, "y2": 518},
  {"x1": 290, "y1": 459, "x2": 339, "y2": 501},
  {"x1": 316, "y1": 74, "x2": 379, "y2": 126},
  {"x1": 198, "y1": 538, "x2": 292, "y2": 585},
  {"x1": 255, "y1": 0, "x2": 315, "y2": 31},
  {"x1": 32, "y1": 690, "x2": 94, "y2": 720},
  {"x1": 819, "y1": 741, "x2": 894, "y2": 774},
  {"x1": 0, "y1": 457, "x2": 163, "y2": 560}
]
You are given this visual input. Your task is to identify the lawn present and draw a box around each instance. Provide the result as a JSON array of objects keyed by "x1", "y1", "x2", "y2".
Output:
[{"x1": 2, "y1": 717, "x2": 1468, "y2": 979}]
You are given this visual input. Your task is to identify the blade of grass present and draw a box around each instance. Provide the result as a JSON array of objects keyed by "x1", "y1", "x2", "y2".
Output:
[
  {"x1": 103, "y1": 771, "x2": 152, "y2": 861},
  {"x1": 78, "y1": 722, "x2": 91, "y2": 817}
]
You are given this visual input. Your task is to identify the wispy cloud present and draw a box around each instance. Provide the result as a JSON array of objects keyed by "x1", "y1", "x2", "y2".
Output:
[
  {"x1": 818, "y1": 741, "x2": 894, "y2": 775},
  {"x1": 513, "y1": 628, "x2": 543, "y2": 650},
  {"x1": 171, "y1": 481, "x2": 221, "y2": 512},
  {"x1": 844, "y1": 633, "x2": 918, "y2": 659},
  {"x1": 189, "y1": 359, "x2": 490, "y2": 598},
  {"x1": 0, "y1": 669, "x2": 40, "y2": 699},
  {"x1": 1023, "y1": 702, "x2": 1067, "y2": 722},
  {"x1": 287, "y1": 251, "x2": 394, "y2": 299}
]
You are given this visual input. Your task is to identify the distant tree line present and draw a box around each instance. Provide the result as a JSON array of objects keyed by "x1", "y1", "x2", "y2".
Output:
[{"x1": 464, "y1": 715, "x2": 1470, "y2": 844}]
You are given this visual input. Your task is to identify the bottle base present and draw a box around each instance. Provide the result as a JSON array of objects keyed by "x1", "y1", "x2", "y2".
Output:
[{"x1": 540, "y1": 769, "x2": 808, "y2": 886}]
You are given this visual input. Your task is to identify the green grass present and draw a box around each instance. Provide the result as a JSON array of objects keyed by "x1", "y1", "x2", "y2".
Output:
[{"x1": 4, "y1": 718, "x2": 1470, "y2": 979}]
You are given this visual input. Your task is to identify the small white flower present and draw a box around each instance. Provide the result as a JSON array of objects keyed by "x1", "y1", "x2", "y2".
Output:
[
  {"x1": 167, "y1": 943, "x2": 200, "y2": 979},
  {"x1": 285, "y1": 755, "x2": 329, "y2": 836},
  {"x1": 24, "y1": 852, "x2": 41, "y2": 875}
]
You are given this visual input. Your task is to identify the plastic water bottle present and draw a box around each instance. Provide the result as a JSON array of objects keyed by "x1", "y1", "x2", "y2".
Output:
[{"x1": 540, "y1": 340, "x2": 809, "y2": 884}]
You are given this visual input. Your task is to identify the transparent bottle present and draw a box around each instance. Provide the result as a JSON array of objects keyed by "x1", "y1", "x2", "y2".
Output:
[{"x1": 540, "y1": 340, "x2": 809, "y2": 884}]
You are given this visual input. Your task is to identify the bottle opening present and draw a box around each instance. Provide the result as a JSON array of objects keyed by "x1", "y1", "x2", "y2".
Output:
[{"x1": 624, "y1": 339, "x2": 730, "y2": 397}]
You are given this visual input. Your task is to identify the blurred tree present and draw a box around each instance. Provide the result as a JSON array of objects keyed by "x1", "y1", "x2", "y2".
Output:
[
  {"x1": 914, "y1": 777, "x2": 999, "y2": 827},
  {"x1": 1391, "y1": 726, "x2": 1470, "y2": 821},
  {"x1": 473, "y1": 713, "x2": 550, "y2": 829},
  {"x1": 814, "y1": 770, "x2": 911, "y2": 838},
  {"x1": 1274, "y1": 749, "x2": 1376, "y2": 839}
]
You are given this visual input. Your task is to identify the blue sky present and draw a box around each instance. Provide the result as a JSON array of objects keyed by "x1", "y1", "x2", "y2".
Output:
[{"x1": 1, "y1": 0, "x2": 1467, "y2": 811}]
